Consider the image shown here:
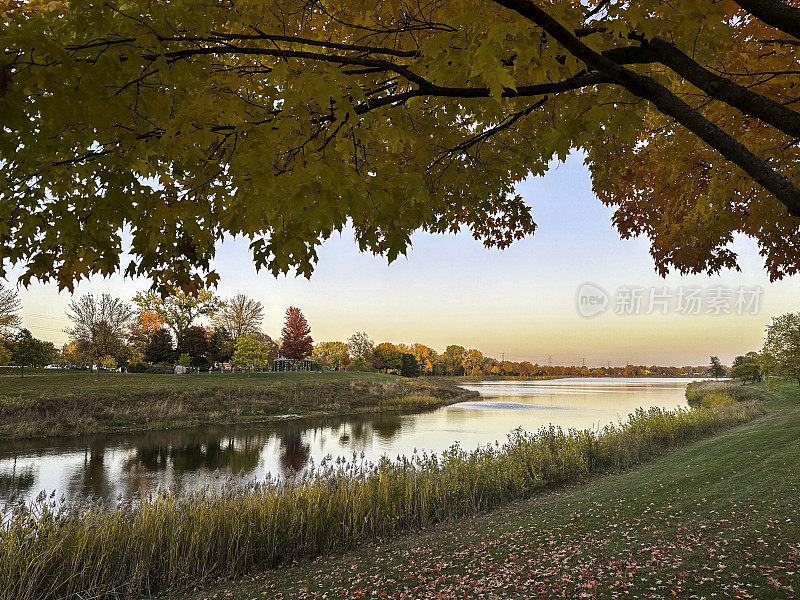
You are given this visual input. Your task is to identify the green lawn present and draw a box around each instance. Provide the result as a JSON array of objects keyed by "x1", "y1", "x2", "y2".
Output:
[
  {"x1": 166, "y1": 382, "x2": 800, "y2": 600},
  {"x1": 0, "y1": 370, "x2": 473, "y2": 439},
  {"x1": 0, "y1": 369, "x2": 391, "y2": 397}
]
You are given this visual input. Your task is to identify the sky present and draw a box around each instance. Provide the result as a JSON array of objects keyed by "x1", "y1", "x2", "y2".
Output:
[{"x1": 6, "y1": 152, "x2": 800, "y2": 367}]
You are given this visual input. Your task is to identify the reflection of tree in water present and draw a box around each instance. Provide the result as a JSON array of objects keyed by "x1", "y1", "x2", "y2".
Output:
[
  {"x1": 279, "y1": 433, "x2": 310, "y2": 475},
  {"x1": 331, "y1": 414, "x2": 403, "y2": 450},
  {"x1": 6, "y1": 410, "x2": 419, "y2": 502},
  {"x1": 348, "y1": 421, "x2": 368, "y2": 444},
  {"x1": 372, "y1": 414, "x2": 402, "y2": 440},
  {"x1": 119, "y1": 430, "x2": 266, "y2": 497},
  {"x1": 0, "y1": 464, "x2": 36, "y2": 500},
  {"x1": 66, "y1": 443, "x2": 111, "y2": 499}
]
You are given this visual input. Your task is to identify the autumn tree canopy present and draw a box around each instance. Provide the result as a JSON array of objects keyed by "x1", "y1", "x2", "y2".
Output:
[
  {"x1": 2, "y1": 0, "x2": 799, "y2": 287},
  {"x1": 212, "y1": 294, "x2": 265, "y2": 339},
  {"x1": 132, "y1": 289, "x2": 219, "y2": 338},
  {"x1": 65, "y1": 293, "x2": 133, "y2": 364},
  {"x1": 280, "y1": 307, "x2": 313, "y2": 360}
]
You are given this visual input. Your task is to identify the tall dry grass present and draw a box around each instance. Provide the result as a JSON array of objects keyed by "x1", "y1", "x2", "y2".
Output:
[
  {"x1": 685, "y1": 380, "x2": 763, "y2": 407},
  {"x1": 0, "y1": 402, "x2": 763, "y2": 600}
]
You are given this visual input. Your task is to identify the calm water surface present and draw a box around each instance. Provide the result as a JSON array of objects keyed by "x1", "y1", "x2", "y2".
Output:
[{"x1": 0, "y1": 377, "x2": 699, "y2": 504}]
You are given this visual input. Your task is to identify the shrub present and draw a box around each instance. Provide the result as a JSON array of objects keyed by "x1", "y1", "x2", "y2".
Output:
[
  {"x1": 700, "y1": 392, "x2": 735, "y2": 408},
  {"x1": 686, "y1": 381, "x2": 762, "y2": 407},
  {"x1": 730, "y1": 363, "x2": 762, "y2": 384},
  {"x1": 127, "y1": 362, "x2": 147, "y2": 373},
  {"x1": 346, "y1": 355, "x2": 375, "y2": 372}
]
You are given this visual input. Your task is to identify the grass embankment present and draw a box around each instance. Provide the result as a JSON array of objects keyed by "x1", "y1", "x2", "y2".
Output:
[
  {"x1": 0, "y1": 370, "x2": 473, "y2": 440},
  {"x1": 0, "y1": 396, "x2": 765, "y2": 600},
  {"x1": 173, "y1": 382, "x2": 800, "y2": 600}
]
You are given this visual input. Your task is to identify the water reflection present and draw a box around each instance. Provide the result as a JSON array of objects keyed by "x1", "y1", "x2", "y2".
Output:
[
  {"x1": 279, "y1": 433, "x2": 311, "y2": 474},
  {"x1": 0, "y1": 378, "x2": 698, "y2": 504},
  {"x1": 0, "y1": 464, "x2": 35, "y2": 499}
]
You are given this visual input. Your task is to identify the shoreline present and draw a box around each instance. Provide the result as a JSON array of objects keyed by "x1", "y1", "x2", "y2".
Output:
[
  {"x1": 1, "y1": 389, "x2": 479, "y2": 444},
  {"x1": 0, "y1": 372, "x2": 478, "y2": 442}
]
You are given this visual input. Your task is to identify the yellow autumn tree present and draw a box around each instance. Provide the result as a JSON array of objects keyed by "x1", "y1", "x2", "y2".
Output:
[{"x1": 2, "y1": 0, "x2": 799, "y2": 290}]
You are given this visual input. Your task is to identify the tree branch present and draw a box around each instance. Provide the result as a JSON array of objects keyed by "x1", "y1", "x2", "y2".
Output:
[
  {"x1": 351, "y1": 72, "x2": 611, "y2": 115},
  {"x1": 158, "y1": 44, "x2": 434, "y2": 88},
  {"x1": 604, "y1": 40, "x2": 800, "y2": 138},
  {"x1": 731, "y1": 0, "x2": 800, "y2": 40},
  {"x1": 490, "y1": 0, "x2": 800, "y2": 217},
  {"x1": 164, "y1": 32, "x2": 421, "y2": 58}
]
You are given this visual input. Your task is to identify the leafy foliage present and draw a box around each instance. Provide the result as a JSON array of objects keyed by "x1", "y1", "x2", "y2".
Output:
[
  {"x1": 313, "y1": 341, "x2": 350, "y2": 370},
  {"x1": 280, "y1": 307, "x2": 313, "y2": 360},
  {"x1": 730, "y1": 363, "x2": 762, "y2": 384},
  {"x1": 710, "y1": 355, "x2": 726, "y2": 379},
  {"x1": 177, "y1": 325, "x2": 210, "y2": 368},
  {"x1": 761, "y1": 312, "x2": 800, "y2": 384},
  {"x1": 400, "y1": 352, "x2": 420, "y2": 378},
  {"x1": 373, "y1": 342, "x2": 402, "y2": 372},
  {"x1": 231, "y1": 334, "x2": 269, "y2": 371},
  {"x1": 347, "y1": 332, "x2": 374, "y2": 362},
  {"x1": 8, "y1": 329, "x2": 57, "y2": 371},
  {"x1": 144, "y1": 328, "x2": 176, "y2": 364},
  {"x1": 3, "y1": 0, "x2": 799, "y2": 288},
  {"x1": 133, "y1": 289, "x2": 219, "y2": 338},
  {"x1": 65, "y1": 294, "x2": 133, "y2": 364},
  {"x1": 0, "y1": 339, "x2": 11, "y2": 365},
  {"x1": 208, "y1": 327, "x2": 234, "y2": 364},
  {"x1": 0, "y1": 284, "x2": 21, "y2": 336}
]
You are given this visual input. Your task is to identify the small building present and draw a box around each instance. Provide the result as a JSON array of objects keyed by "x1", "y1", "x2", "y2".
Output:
[{"x1": 273, "y1": 357, "x2": 316, "y2": 372}]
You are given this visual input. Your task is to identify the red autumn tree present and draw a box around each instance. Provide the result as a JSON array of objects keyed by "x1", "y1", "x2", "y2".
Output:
[{"x1": 280, "y1": 307, "x2": 313, "y2": 360}]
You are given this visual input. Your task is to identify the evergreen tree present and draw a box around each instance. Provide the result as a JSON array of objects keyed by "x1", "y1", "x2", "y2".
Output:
[
  {"x1": 401, "y1": 353, "x2": 420, "y2": 378},
  {"x1": 208, "y1": 327, "x2": 234, "y2": 365},
  {"x1": 144, "y1": 329, "x2": 175, "y2": 364},
  {"x1": 177, "y1": 326, "x2": 210, "y2": 368}
]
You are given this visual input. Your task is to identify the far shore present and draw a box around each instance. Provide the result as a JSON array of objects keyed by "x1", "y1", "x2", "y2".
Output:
[{"x1": 0, "y1": 370, "x2": 477, "y2": 441}]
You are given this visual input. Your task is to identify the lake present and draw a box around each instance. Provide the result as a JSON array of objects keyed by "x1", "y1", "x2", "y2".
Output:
[{"x1": 0, "y1": 377, "x2": 699, "y2": 505}]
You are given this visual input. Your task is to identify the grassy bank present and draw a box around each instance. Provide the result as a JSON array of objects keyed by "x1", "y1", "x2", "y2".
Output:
[
  {"x1": 0, "y1": 398, "x2": 764, "y2": 600},
  {"x1": 686, "y1": 379, "x2": 764, "y2": 407},
  {"x1": 0, "y1": 371, "x2": 474, "y2": 440},
  {"x1": 171, "y1": 382, "x2": 800, "y2": 600}
]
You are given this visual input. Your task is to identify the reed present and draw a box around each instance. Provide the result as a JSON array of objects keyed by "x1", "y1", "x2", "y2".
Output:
[
  {"x1": 685, "y1": 380, "x2": 763, "y2": 407},
  {"x1": 0, "y1": 401, "x2": 764, "y2": 600}
]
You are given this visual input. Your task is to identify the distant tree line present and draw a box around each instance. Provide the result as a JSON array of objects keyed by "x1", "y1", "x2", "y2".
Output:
[
  {"x1": 5, "y1": 281, "x2": 800, "y2": 384},
  {"x1": 310, "y1": 333, "x2": 713, "y2": 379}
]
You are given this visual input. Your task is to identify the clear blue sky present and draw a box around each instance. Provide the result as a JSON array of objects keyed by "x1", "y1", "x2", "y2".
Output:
[{"x1": 9, "y1": 153, "x2": 800, "y2": 366}]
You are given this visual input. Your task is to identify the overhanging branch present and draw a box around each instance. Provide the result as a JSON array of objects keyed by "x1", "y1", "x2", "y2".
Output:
[
  {"x1": 732, "y1": 0, "x2": 800, "y2": 40},
  {"x1": 490, "y1": 0, "x2": 800, "y2": 217}
]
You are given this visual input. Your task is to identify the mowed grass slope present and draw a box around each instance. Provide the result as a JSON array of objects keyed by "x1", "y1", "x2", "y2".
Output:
[
  {"x1": 0, "y1": 370, "x2": 473, "y2": 439},
  {"x1": 168, "y1": 382, "x2": 800, "y2": 600}
]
